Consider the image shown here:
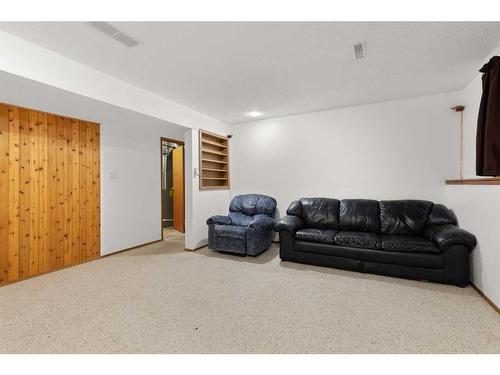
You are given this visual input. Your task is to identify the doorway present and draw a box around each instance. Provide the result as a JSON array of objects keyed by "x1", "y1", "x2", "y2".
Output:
[{"x1": 161, "y1": 137, "x2": 185, "y2": 241}]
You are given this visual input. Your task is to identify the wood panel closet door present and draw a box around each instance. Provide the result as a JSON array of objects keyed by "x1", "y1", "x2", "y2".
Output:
[
  {"x1": 172, "y1": 145, "x2": 185, "y2": 233},
  {"x1": 0, "y1": 102, "x2": 100, "y2": 284}
]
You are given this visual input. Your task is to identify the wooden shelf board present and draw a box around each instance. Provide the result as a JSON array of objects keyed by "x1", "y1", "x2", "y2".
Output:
[
  {"x1": 202, "y1": 139, "x2": 226, "y2": 148},
  {"x1": 202, "y1": 168, "x2": 227, "y2": 172},
  {"x1": 201, "y1": 149, "x2": 227, "y2": 156},
  {"x1": 202, "y1": 158, "x2": 227, "y2": 164},
  {"x1": 200, "y1": 185, "x2": 230, "y2": 190},
  {"x1": 200, "y1": 130, "x2": 227, "y2": 141},
  {"x1": 202, "y1": 177, "x2": 228, "y2": 180},
  {"x1": 446, "y1": 177, "x2": 500, "y2": 185}
]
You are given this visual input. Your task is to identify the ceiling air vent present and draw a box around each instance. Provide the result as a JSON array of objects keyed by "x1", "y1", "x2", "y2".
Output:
[
  {"x1": 353, "y1": 42, "x2": 366, "y2": 60},
  {"x1": 86, "y1": 22, "x2": 142, "y2": 48}
]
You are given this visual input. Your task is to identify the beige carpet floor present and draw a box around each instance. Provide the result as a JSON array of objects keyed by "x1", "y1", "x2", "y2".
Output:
[{"x1": 1, "y1": 231, "x2": 499, "y2": 354}]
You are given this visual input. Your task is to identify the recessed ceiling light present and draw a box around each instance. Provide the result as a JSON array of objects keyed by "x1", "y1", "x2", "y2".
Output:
[{"x1": 247, "y1": 111, "x2": 263, "y2": 118}]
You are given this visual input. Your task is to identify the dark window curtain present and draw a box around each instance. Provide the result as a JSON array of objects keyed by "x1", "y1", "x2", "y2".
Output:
[{"x1": 476, "y1": 56, "x2": 500, "y2": 176}]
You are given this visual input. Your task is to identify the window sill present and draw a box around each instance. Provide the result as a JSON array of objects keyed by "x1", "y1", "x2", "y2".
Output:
[{"x1": 446, "y1": 177, "x2": 500, "y2": 185}]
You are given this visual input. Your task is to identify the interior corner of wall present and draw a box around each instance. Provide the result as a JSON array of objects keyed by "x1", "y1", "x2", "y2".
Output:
[{"x1": 183, "y1": 128, "x2": 203, "y2": 250}]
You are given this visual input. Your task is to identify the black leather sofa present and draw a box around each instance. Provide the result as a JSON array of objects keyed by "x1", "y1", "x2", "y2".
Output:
[{"x1": 274, "y1": 198, "x2": 476, "y2": 287}]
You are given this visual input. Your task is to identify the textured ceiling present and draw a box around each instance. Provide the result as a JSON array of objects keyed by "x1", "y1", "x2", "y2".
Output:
[{"x1": 1, "y1": 22, "x2": 499, "y2": 124}]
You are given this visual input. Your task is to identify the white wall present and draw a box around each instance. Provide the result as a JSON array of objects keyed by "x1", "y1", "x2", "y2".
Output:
[
  {"x1": 231, "y1": 92, "x2": 460, "y2": 219},
  {"x1": 446, "y1": 186, "x2": 500, "y2": 306},
  {"x1": 100, "y1": 119, "x2": 185, "y2": 255}
]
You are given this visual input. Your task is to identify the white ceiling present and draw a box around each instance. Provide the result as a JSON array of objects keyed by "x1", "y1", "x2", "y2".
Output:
[{"x1": 1, "y1": 22, "x2": 499, "y2": 124}]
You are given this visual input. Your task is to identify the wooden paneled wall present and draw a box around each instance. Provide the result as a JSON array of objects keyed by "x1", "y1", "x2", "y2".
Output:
[{"x1": 0, "y1": 102, "x2": 100, "y2": 284}]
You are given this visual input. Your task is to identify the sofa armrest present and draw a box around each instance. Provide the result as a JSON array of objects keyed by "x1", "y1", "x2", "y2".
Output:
[
  {"x1": 206, "y1": 215, "x2": 231, "y2": 226},
  {"x1": 249, "y1": 214, "x2": 275, "y2": 231},
  {"x1": 274, "y1": 215, "x2": 304, "y2": 234},
  {"x1": 425, "y1": 224, "x2": 477, "y2": 252}
]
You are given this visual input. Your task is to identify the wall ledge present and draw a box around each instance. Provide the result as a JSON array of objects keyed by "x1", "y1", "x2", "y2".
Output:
[{"x1": 446, "y1": 177, "x2": 500, "y2": 185}]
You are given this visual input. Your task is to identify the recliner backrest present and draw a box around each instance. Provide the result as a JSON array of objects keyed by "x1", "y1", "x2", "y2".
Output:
[
  {"x1": 380, "y1": 200, "x2": 433, "y2": 235},
  {"x1": 228, "y1": 212, "x2": 254, "y2": 226},
  {"x1": 298, "y1": 198, "x2": 340, "y2": 229},
  {"x1": 339, "y1": 199, "x2": 380, "y2": 232},
  {"x1": 229, "y1": 194, "x2": 277, "y2": 217}
]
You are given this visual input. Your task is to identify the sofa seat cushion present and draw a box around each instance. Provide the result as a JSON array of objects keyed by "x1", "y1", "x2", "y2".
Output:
[
  {"x1": 214, "y1": 224, "x2": 247, "y2": 240},
  {"x1": 334, "y1": 231, "x2": 381, "y2": 250},
  {"x1": 381, "y1": 235, "x2": 440, "y2": 254},
  {"x1": 294, "y1": 241, "x2": 444, "y2": 269},
  {"x1": 295, "y1": 228, "x2": 337, "y2": 244}
]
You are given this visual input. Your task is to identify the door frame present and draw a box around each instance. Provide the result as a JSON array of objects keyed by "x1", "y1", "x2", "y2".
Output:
[{"x1": 160, "y1": 137, "x2": 185, "y2": 240}]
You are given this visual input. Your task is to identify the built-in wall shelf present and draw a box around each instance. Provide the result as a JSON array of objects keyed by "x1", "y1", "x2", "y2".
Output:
[
  {"x1": 446, "y1": 177, "x2": 500, "y2": 185},
  {"x1": 199, "y1": 129, "x2": 230, "y2": 190}
]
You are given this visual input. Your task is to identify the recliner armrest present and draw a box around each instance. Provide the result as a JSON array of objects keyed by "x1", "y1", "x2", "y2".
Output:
[
  {"x1": 249, "y1": 214, "x2": 275, "y2": 231},
  {"x1": 206, "y1": 215, "x2": 231, "y2": 225},
  {"x1": 274, "y1": 215, "x2": 304, "y2": 234},
  {"x1": 425, "y1": 224, "x2": 476, "y2": 252}
]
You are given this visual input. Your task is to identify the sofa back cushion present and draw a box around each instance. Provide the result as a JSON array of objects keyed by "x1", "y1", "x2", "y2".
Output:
[
  {"x1": 380, "y1": 200, "x2": 433, "y2": 235},
  {"x1": 340, "y1": 199, "x2": 380, "y2": 233},
  {"x1": 426, "y1": 203, "x2": 457, "y2": 227},
  {"x1": 229, "y1": 194, "x2": 277, "y2": 217},
  {"x1": 299, "y1": 198, "x2": 340, "y2": 229},
  {"x1": 286, "y1": 200, "x2": 302, "y2": 217}
]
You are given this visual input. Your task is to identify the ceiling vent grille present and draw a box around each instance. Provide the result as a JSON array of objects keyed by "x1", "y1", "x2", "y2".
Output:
[
  {"x1": 86, "y1": 22, "x2": 142, "y2": 48},
  {"x1": 353, "y1": 42, "x2": 366, "y2": 60}
]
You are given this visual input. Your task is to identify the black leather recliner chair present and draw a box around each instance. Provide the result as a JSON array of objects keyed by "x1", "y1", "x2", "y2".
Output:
[{"x1": 274, "y1": 198, "x2": 476, "y2": 287}]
